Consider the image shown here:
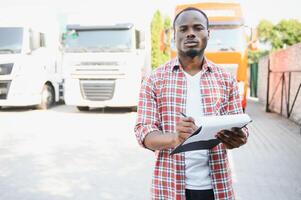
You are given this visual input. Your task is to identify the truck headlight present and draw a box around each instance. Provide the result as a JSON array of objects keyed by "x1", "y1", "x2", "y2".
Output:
[{"x1": 0, "y1": 63, "x2": 14, "y2": 75}]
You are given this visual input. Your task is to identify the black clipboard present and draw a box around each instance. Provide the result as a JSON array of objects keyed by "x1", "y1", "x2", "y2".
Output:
[{"x1": 170, "y1": 126, "x2": 220, "y2": 155}]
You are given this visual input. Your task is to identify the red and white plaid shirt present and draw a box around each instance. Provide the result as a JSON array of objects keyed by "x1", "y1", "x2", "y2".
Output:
[{"x1": 135, "y1": 58, "x2": 247, "y2": 200}]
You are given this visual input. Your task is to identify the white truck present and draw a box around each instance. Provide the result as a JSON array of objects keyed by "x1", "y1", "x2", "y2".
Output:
[
  {"x1": 62, "y1": 23, "x2": 150, "y2": 111},
  {"x1": 0, "y1": 23, "x2": 63, "y2": 109}
]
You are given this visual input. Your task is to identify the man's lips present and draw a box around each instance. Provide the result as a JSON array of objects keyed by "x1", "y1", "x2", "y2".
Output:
[{"x1": 184, "y1": 41, "x2": 199, "y2": 47}]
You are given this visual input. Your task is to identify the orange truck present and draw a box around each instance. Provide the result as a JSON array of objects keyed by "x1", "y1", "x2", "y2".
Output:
[{"x1": 171, "y1": 2, "x2": 249, "y2": 110}]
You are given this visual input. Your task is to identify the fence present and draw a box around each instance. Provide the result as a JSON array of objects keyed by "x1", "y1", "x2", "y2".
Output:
[
  {"x1": 266, "y1": 58, "x2": 301, "y2": 119},
  {"x1": 257, "y1": 43, "x2": 301, "y2": 125}
]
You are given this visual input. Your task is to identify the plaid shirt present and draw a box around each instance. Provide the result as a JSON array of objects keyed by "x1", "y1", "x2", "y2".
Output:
[{"x1": 135, "y1": 58, "x2": 246, "y2": 200}]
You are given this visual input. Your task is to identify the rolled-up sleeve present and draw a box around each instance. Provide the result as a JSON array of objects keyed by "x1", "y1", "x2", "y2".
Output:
[
  {"x1": 227, "y1": 76, "x2": 249, "y2": 137},
  {"x1": 134, "y1": 74, "x2": 161, "y2": 148}
]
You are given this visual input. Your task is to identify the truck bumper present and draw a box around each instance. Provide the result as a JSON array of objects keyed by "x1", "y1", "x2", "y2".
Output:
[{"x1": 64, "y1": 78, "x2": 140, "y2": 108}]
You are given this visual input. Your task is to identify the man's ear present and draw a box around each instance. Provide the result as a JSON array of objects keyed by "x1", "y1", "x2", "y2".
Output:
[
  {"x1": 207, "y1": 29, "x2": 210, "y2": 39},
  {"x1": 173, "y1": 28, "x2": 176, "y2": 39}
]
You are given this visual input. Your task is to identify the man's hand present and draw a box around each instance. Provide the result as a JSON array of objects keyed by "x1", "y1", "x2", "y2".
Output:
[
  {"x1": 174, "y1": 116, "x2": 198, "y2": 147},
  {"x1": 216, "y1": 127, "x2": 247, "y2": 149}
]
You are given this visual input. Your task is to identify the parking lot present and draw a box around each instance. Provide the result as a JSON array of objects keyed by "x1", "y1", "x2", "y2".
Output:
[{"x1": 0, "y1": 100, "x2": 301, "y2": 200}]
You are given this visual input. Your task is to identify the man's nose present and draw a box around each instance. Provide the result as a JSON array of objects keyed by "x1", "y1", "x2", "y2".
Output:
[{"x1": 186, "y1": 28, "x2": 196, "y2": 39}]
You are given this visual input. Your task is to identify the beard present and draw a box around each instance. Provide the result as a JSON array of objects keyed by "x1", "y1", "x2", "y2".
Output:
[{"x1": 185, "y1": 49, "x2": 201, "y2": 58}]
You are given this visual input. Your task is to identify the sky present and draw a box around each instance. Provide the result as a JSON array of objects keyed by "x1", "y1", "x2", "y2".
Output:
[{"x1": 1, "y1": 0, "x2": 301, "y2": 28}]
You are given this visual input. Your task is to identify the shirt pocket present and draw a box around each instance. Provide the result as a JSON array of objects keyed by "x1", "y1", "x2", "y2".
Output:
[{"x1": 202, "y1": 85, "x2": 227, "y2": 116}]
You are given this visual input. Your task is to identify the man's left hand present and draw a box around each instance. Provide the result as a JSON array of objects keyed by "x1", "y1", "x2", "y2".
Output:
[{"x1": 216, "y1": 127, "x2": 247, "y2": 149}]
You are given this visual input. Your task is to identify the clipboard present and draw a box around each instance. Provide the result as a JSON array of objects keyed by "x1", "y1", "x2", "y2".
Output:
[
  {"x1": 170, "y1": 114, "x2": 252, "y2": 155},
  {"x1": 170, "y1": 126, "x2": 221, "y2": 155}
]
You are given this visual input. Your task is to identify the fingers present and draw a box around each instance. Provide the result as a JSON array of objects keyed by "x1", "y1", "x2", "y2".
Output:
[
  {"x1": 231, "y1": 127, "x2": 245, "y2": 137},
  {"x1": 216, "y1": 129, "x2": 247, "y2": 149},
  {"x1": 176, "y1": 126, "x2": 194, "y2": 134},
  {"x1": 176, "y1": 117, "x2": 197, "y2": 132},
  {"x1": 182, "y1": 116, "x2": 195, "y2": 123},
  {"x1": 178, "y1": 132, "x2": 191, "y2": 141},
  {"x1": 175, "y1": 116, "x2": 197, "y2": 145}
]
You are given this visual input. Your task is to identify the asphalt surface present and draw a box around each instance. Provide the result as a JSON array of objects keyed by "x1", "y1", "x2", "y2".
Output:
[{"x1": 0, "y1": 100, "x2": 300, "y2": 200}]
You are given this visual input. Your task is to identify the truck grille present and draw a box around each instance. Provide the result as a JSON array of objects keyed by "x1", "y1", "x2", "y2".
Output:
[
  {"x1": 0, "y1": 80, "x2": 11, "y2": 99},
  {"x1": 80, "y1": 79, "x2": 115, "y2": 101},
  {"x1": 79, "y1": 61, "x2": 118, "y2": 66},
  {"x1": 72, "y1": 61, "x2": 125, "y2": 79}
]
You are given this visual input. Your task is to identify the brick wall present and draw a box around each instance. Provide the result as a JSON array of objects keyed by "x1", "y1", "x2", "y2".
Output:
[{"x1": 257, "y1": 43, "x2": 301, "y2": 125}]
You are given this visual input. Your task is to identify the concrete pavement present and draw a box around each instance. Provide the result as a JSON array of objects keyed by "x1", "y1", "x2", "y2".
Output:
[{"x1": 230, "y1": 100, "x2": 301, "y2": 200}]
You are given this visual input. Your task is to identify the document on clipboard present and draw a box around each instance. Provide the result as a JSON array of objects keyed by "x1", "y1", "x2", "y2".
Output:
[{"x1": 170, "y1": 114, "x2": 252, "y2": 155}]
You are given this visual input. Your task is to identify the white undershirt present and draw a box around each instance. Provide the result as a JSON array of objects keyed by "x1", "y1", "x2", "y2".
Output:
[{"x1": 183, "y1": 70, "x2": 212, "y2": 190}]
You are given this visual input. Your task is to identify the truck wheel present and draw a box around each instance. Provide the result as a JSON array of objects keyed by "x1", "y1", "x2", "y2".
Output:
[
  {"x1": 77, "y1": 106, "x2": 89, "y2": 111},
  {"x1": 37, "y1": 84, "x2": 55, "y2": 110}
]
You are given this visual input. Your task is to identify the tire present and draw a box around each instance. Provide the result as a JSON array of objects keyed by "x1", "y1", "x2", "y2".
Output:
[
  {"x1": 77, "y1": 106, "x2": 89, "y2": 111},
  {"x1": 37, "y1": 84, "x2": 55, "y2": 110}
]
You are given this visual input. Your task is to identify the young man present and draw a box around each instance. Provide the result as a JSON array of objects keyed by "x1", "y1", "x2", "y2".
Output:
[{"x1": 135, "y1": 7, "x2": 248, "y2": 200}]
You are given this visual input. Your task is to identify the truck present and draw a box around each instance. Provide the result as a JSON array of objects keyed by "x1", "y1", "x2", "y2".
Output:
[
  {"x1": 62, "y1": 23, "x2": 150, "y2": 111},
  {"x1": 0, "y1": 22, "x2": 63, "y2": 110},
  {"x1": 172, "y1": 1, "x2": 250, "y2": 110}
]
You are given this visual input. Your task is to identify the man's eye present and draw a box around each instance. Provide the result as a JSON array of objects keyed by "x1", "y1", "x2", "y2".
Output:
[
  {"x1": 195, "y1": 26, "x2": 205, "y2": 31},
  {"x1": 179, "y1": 27, "x2": 186, "y2": 32}
]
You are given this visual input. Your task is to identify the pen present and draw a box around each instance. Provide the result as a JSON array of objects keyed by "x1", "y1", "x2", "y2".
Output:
[
  {"x1": 179, "y1": 112, "x2": 197, "y2": 126},
  {"x1": 179, "y1": 112, "x2": 187, "y2": 117}
]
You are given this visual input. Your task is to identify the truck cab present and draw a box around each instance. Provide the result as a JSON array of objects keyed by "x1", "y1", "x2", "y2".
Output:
[
  {"x1": 0, "y1": 25, "x2": 63, "y2": 109},
  {"x1": 62, "y1": 23, "x2": 150, "y2": 111}
]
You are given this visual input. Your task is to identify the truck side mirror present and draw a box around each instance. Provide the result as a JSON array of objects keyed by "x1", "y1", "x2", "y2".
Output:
[
  {"x1": 24, "y1": 31, "x2": 32, "y2": 55},
  {"x1": 136, "y1": 30, "x2": 145, "y2": 49},
  {"x1": 245, "y1": 26, "x2": 258, "y2": 51},
  {"x1": 249, "y1": 28, "x2": 258, "y2": 51}
]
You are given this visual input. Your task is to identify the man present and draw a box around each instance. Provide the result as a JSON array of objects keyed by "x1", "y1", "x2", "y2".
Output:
[{"x1": 135, "y1": 7, "x2": 248, "y2": 200}]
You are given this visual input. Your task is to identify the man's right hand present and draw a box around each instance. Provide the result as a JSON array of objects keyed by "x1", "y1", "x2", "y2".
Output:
[
  {"x1": 143, "y1": 116, "x2": 198, "y2": 151},
  {"x1": 174, "y1": 116, "x2": 198, "y2": 147}
]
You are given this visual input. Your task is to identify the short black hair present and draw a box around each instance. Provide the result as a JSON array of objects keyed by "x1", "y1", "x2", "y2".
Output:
[{"x1": 173, "y1": 7, "x2": 209, "y2": 30}]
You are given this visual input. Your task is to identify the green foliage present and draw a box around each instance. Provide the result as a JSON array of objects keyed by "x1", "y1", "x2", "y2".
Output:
[
  {"x1": 151, "y1": 11, "x2": 172, "y2": 69},
  {"x1": 151, "y1": 10, "x2": 163, "y2": 69},
  {"x1": 257, "y1": 19, "x2": 301, "y2": 50},
  {"x1": 164, "y1": 16, "x2": 171, "y2": 29},
  {"x1": 248, "y1": 50, "x2": 269, "y2": 64},
  {"x1": 162, "y1": 16, "x2": 172, "y2": 64},
  {"x1": 257, "y1": 20, "x2": 274, "y2": 43}
]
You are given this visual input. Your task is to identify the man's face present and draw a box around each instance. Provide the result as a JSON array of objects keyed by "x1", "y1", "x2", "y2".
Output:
[{"x1": 174, "y1": 10, "x2": 209, "y2": 58}]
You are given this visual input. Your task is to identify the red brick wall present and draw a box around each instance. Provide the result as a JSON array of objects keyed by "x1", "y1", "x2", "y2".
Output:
[{"x1": 258, "y1": 43, "x2": 301, "y2": 124}]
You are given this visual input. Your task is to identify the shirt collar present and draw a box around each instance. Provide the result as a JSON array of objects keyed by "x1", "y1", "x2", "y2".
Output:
[{"x1": 171, "y1": 57, "x2": 212, "y2": 73}]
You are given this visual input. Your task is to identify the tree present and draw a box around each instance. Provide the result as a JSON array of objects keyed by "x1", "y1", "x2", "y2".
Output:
[
  {"x1": 151, "y1": 11, "x2": 172, "y2": 69},
  {"x1": 257, "y1": 20, "x2": 274, "y2": 44},
  {"x1": 248, "y1": 50, "x2": 269, "y2": 64},
  {"x1": 257, "y1": 19, "x2": 301, "y2": 50},
  {"x1": 161, "y1": 16, "x2": 172, "y2": 64},
  {"x1": 151, "y1": 10, "x2": 163, "y2": 69}
]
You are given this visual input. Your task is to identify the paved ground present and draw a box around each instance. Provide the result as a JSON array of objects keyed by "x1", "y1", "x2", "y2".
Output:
[
  {"x1": 0, "y1": 106, "x2": 153, "y2": 200},
  {"x1": 0, "y1": 100, "x2": 300, "y2": 200},
  {"x1": 230, "y1": 100, "x2": 301, "y2": 200}
]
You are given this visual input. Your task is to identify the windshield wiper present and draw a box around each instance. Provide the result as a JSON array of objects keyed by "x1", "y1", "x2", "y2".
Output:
[
  {"x1": 219, "y1": 46, "x2": 237, "y2": 51},
  {"x1": 84, "y1": 46, "x2": 130, "y2": 52},
  {"x1": 65, "y1": 47, "x2": 89, "y2": 53},
  {"x1": 0, "y1": 49, "x2": 15, "y2": 53}
]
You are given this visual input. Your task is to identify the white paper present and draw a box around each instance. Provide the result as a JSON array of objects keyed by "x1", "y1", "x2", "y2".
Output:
[{"x1": 182, "y1": 114, "x2": 252, "y2": 145}]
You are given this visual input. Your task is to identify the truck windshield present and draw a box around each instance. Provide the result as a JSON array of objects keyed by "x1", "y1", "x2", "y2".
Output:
[
  {"x1": 64, "y1": 29, "x2": 132, "y2": 52},
  {"x1": 0, "y1": 27, "x2": 23, "y2": 54},
  {"x1": 207, "y1": 26, "x2": 246, "y2": 52}
]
